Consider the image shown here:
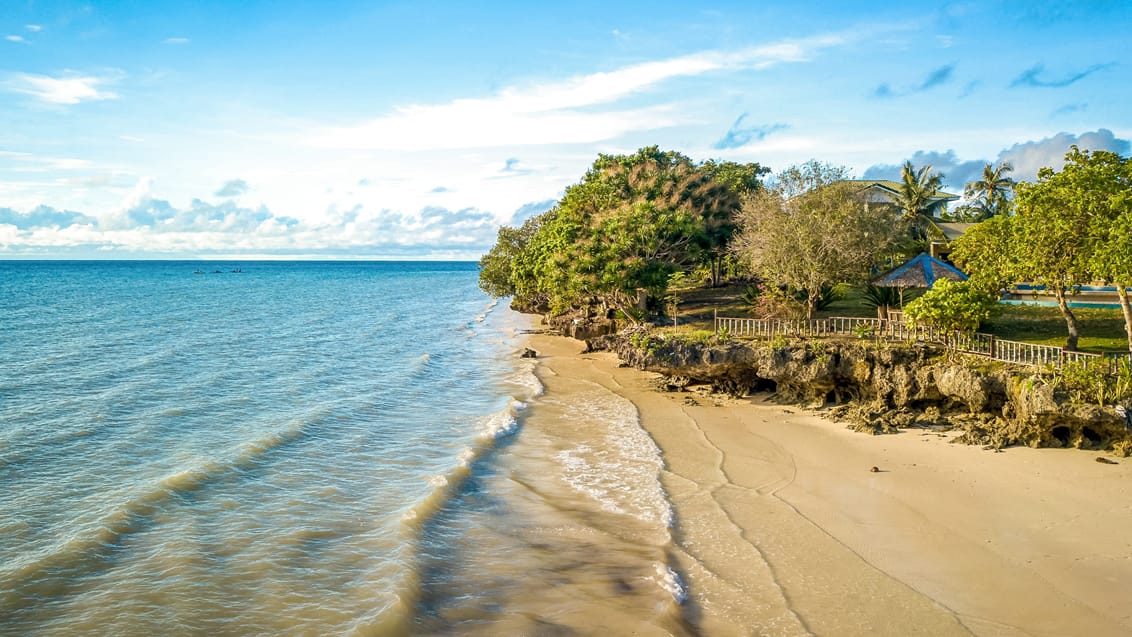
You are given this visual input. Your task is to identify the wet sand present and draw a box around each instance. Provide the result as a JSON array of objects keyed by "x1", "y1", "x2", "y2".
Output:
[{"x1": 528, "y1": 333, "x2": 1132, "y2": 636}]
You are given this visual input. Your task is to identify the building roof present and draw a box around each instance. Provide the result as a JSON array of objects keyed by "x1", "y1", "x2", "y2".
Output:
[
  {"x1": 934, "y1": 222, "x2": 974, "y2": 241},
  {"x1": 847, "y1": 180, "x2": 961, "y2": 202},
  {"x1": 872, "y1": 252, "x2": 968, "y2": 288}
]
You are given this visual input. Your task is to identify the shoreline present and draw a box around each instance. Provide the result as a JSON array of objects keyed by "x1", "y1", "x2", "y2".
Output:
[{"x1": 526, "y1": 331, "x2": 1132, "y2": 636}]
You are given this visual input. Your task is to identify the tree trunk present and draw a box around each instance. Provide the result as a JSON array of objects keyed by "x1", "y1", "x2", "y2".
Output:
[
  {"x1": 806, "y1": 293, "x2": 817, "y2": 321},
  {"x1": 1116, "y1": 284, "x2": 1132, "y2": 354},
  {"x1": 1053, "y1": 286, "x2": 1081, "y2": 351}
]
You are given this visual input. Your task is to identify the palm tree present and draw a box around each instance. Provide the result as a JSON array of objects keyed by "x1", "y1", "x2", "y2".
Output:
[
  {"x1": 963, "y1": 162, "x2": 1014, "y2": 220},
  {"x1": 892, "y1": 161, "x2": 947, "y2": 242}
]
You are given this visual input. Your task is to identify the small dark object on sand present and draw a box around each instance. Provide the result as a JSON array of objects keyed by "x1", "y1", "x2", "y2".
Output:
[
  {"x1": 1096, "y1": 457, "x2": 1118, "y2": 465},
  {"x1": 520, "y1": 348, "x2": 538, "y2": 359},
  {"x1": 869, "y1": 466, "x2": 880, "y2": 473}
]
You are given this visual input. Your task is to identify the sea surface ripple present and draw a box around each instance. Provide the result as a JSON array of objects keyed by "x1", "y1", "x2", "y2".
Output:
[{"x1": 0, "y1": 261, "x2": 532, "y2": 635}]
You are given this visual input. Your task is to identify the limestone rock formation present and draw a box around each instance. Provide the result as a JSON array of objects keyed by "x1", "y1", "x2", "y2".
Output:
[{"x1": 588, "y1": 331, "x2": 1132, "y2": 453}]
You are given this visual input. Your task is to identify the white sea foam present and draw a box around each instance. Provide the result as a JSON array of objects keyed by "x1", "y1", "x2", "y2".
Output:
[
  {"x1": 473, "y1": 299, "x2": 500, "y2": 323},
  {"x1": 479, "y1": 400, "x2": 523, "y2": 440},
  {"x1": 654, "y1": 562, "x2": 687, "y2": 605},
  {"x1": 554, "y1": 390, "x2": 674, "y2": 529},
  {"x1": 507, "y1": 357, "x2": 544, "y2": 400}
]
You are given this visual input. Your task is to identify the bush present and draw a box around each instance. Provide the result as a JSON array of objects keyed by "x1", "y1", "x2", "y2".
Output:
[{"x1": 903, "y1": 279, "x2": 997, "y2": 335}]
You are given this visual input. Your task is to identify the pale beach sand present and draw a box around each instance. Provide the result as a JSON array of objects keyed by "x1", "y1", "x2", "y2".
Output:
[{"x1": 528, "y1": 332, "x2": 1132, "y2": 636}]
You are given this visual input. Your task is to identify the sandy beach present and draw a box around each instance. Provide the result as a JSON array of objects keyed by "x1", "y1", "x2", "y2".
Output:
[{"x1": 528, "y1": 332, "x2": 1132, "y2": 636}]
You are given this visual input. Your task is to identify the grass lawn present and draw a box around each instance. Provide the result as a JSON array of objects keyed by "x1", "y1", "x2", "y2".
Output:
[
  {"x1": 675, "y1": 283, "x2": 1129, "y2": 353},
  {"x1": 982, "y1": 304, "x2": 1128, "y2": 353}
]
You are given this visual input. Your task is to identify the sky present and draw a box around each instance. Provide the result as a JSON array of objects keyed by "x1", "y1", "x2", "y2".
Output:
[{"x1": 1, "y1": 0, "x2": 1130, "y2": 259}]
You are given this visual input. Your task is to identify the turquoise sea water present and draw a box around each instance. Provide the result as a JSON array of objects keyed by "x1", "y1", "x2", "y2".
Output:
[{"x1": 0, "y1": 261, "x2": 683, "y2": 636}]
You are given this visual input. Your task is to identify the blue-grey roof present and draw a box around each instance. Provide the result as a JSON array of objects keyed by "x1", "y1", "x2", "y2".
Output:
[{"x1": 872, "y1": 252, "x2": 968, "y2": 288}]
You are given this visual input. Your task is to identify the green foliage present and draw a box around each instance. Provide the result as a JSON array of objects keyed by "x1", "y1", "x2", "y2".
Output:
[
  {"x1": 740, "y1": 284, "x2": 762, "y2": 309},
  {"x1": 699, "y1": 159, "x2": 770, "y2": 198},
  {"x1": 961, "y1": 162, "x2": 1015, "y2": 220},
  {"x1": 951, "y1": 147, "x2": 1132, "y2": 351},
  {"x1": 860, "y1": 284, "x2": 901, "y2": 318},
  {"x1": 892, "y1": 161, "x2": 947, "y2": 241},
  {"x1": 1080, "y1": 151, "x2": 1132, "y2": 352},
  {"x1": 902, "y1": 279, "x2": 998, "y2": 335},
  {"x1": 628, "y1": 330, "x2": 660, "y2": 356},
  {"x1": 949, "y1": 215, "x2": 1017, "y2": 295},
  {"x1": 669, "y1": 329, "x2": 720, "y2": 346},
  {"x1": 616, "y1": 306, "x2": 648, "y2": 325},
  {"x1": 478, "y1": 146, "x2": 767, "y2": 315},
  {"x1": 665, "y1": 270, "x2": 690, "y2": 317},
  {"x1": 477, "y1": 215, "x2": 541, "y2": 297},
  {"x1": 795, "y1": 283, "x2": 848, "y2": 312},
  {"x1": 731, "y1": 162, "x2": 900, "y2": 319},
  {"x1": 1057, "y1": 358, "x2": 1132, "y2": 407}
]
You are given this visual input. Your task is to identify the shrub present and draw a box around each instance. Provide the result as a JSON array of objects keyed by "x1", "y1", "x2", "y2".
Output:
[{"x1": 903, "y1": 279, "x2": 998, "y2": 335}]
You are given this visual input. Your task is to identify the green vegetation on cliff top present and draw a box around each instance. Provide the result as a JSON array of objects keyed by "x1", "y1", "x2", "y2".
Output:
[{"x1": 480, "y1": 146, "x2": 1132, "y2": 353}]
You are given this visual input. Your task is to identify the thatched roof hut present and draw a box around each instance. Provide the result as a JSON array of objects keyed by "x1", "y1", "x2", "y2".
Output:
[{"x1": 872, "y1": 252, "x2": 968, "y2": 289}]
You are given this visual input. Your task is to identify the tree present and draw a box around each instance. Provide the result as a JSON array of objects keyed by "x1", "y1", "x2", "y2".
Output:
[
  {"x1": 1081, "y1": 151, "x2": 1132, "y2": 352},
  {"x1": 697, "y1": 159, "x2": 771, "y2": 285},
  {"x1": 949, "y1": 215, "x2": 1018, "y2": 295},
  {"x1": 903, "y1": 279, "x2": 997, "y2": 335},
  {"x1": 962, "y1": 162, "x2": 1015, "y2": 220},
  {"x1": 477, "y1": 215, "x2": 542, "y2": 298},
  {"x1": 891, "y1": 160, "x2": 947, "y2": 242},
  {"x1": 1094, "y1": 211, "x2": 1132, "y2": 351},
  {"x1": 960, "y1": 147, "x2": 1126, "y2": 351},
  {"x1": 731, "y1": 161, "x2": 899, "y2": 319},
  {"x1": 476, "y1": 147, "x2": 767, "y2": 315},
  {"x1": 1013, "y1": 147, "x2": 1132, "y2": 350}
]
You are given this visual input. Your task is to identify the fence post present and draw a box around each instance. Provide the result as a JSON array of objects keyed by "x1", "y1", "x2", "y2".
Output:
[
  {"x1": 988, "y1": 335, "x2": 995, "y2": 360},
  {"x1": 713, "y1": 309, "x2": 718, "y2": 335}
]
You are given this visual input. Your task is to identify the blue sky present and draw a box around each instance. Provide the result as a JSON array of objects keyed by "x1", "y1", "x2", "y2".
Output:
[{"x1": 1, "y1": 1, "x2": 1129, "y2": 259}]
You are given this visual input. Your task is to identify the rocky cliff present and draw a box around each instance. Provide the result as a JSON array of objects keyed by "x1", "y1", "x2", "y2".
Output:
[{"x1": 586, "y1": 330, "x2": 1132, "y2": 455}]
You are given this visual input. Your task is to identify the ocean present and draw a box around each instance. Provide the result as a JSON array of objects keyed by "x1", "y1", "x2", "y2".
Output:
[{"x1": 0, "y1": 261, "x2": 686, "y2": 636}]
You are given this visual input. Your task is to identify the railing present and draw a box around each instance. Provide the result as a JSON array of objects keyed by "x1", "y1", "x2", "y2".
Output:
[{"x1": 714, "y1": 312, "x2": 1130, "y2": 372}]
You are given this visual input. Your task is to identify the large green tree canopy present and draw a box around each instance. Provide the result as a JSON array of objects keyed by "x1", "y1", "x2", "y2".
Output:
[
  {"x1": 951, "y1": 147, "x2": 1132, "y2": 351},
  {"x1": 478, "y1": 146, "x2": 767, "y2": 314}
]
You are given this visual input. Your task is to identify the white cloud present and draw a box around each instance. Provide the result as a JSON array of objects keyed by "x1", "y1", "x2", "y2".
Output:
[
  {"x1": 0, "y1": 191, "x2": 508, "y2": 258},
  {"x1": 25, "y1": 25, "x2": 42, "y2": 32},
  {"x1": 997, "y1": 129, "x2": 1130, "y2": 181},
  {"x1": 6, "y1": 72, "x2": 120, "y2": 105},
  {"x1": 5, "y1": 35, "x2": 26, "y2": 43},
  {"x1": 164, "y1": 37, "x2": 190, "y2": 45},
  {"x1": 1, "y1": 150, "x2": 93, "y2": 172},
  {"x1": 310, "y1": 32, "x2": 855, "y2": 151}
]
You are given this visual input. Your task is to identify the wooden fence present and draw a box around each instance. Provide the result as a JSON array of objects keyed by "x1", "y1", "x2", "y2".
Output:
[{"x1": 713, "y1": 313, "x2": 1130, "y2": 373}]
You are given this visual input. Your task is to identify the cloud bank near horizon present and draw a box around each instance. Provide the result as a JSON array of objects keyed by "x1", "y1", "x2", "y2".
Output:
[
  {"x1": 4, "y1": 128, "x2": 1127, "y2": 258},
  {"x1": 0, "y1": 194, "x2": 534, "y2": 259},
  {"x1": 861, "y1": 128, "x2": 1130, "y2": 192}
]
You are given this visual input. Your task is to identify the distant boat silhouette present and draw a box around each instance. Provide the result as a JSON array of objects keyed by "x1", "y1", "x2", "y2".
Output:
[{"x1": 193, "y1": 270, "x2": 205, "y2": 274}]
